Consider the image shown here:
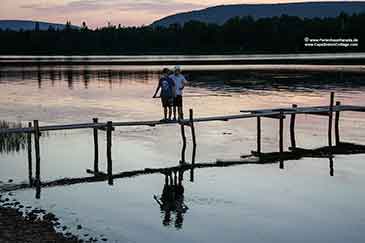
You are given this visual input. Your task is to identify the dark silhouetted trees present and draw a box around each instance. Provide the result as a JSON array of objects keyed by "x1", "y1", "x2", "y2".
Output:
[{"x1": 0, "y1": 13, "x2": 364, "y2": 55}]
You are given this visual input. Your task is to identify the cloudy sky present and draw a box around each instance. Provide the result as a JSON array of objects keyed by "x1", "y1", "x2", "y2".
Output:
[{"x1": 0, "y1": 0, "x2": 349, "y2": 28}]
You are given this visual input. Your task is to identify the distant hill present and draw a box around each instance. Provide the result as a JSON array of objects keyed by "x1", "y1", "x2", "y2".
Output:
[
  {"x1": 152, "y1": 1, "x2": 365, "y2": 27},
  {"x1": 0, "y1": 20, "x2": 79, "y2": 31}
]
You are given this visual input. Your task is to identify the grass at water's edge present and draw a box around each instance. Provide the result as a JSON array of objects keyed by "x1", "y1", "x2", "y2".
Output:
[{"x1": 0, "y1": 121, "x2": 27, "y2": 154}]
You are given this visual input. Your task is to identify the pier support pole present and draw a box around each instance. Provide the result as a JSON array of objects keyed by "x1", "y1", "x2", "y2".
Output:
[
  {"x1": 257, "y1": 117, "x2": 261, "y2": 154},
  {"x1": 279, "y1": 111, "x2": 284, "y2": 169},
  {"x1": 328, "y1": 92, "x2": 335, "y2": 148},
  {"x1": 106, "y1": 121, "x2": 113, "y2": 185},
  {"x1": 189, "y1": 109, "x2": 197, "y2": 164},
  {"x1": 328, "y1": 93, "x2": 335, "y2": 176},
  {"x1": 335, "y1": 101, "x2": 341, "y2": 146},
  {"x1": 179, "y1": 169, "x2": 184, "y2": 184},
  {"x1": 180, "y1": 120, "x2": 187, "y2": 165},
  {"x1": 189, "y1": 109, "x2": 196, "y2": 182},
  {"x1": 27, "y1": 122, "x2": 33, "y2": 187},
  {"x1": 329, "y1": 156, "x2": 334, "y2": 177},
  {"x1": 93, "y1": 118, "x2": 99, "y2": 174},
  {"x1": 33, "y1": 120, "x2": 41, "y2": 199},
  {"x1": 290, "y1": 104, "x2": 298, "y2": 150}
]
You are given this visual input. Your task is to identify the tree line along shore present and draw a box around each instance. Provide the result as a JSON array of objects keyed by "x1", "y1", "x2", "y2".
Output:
[{"x1": 0, "y1": 13, "x2": 364, "y2": 55}]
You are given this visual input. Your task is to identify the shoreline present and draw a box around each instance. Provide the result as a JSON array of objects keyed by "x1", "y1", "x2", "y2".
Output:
[
  {"x1": 0, "y1": 53, "x2": 365, "y2": 66},
  {"x1": 0, "y1": 193, "x2": 104, "y2": 242},
  {"x1": 1, "y1": 58, "x2": 365, "y2": 66}
]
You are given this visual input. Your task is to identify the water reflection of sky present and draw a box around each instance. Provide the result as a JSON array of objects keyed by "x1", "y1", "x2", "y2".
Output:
[{"x1": 1, "y1": 66, "x2": 365, "y2": 243}]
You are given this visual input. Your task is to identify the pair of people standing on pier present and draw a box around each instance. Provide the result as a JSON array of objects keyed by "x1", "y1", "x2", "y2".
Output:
[{"x1": 153, "y1": 66, "x2": 187, "y2": 121}]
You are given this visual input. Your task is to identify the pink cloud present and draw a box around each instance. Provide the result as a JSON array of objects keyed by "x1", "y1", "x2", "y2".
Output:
[{"x1": 17, "y1": 0, "x2": 207, "y2": 27}]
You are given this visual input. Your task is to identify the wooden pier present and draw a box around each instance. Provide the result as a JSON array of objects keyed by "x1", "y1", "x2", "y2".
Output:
[{"x1": 1, "y1": 92, "x2": 365, "y2": 197}]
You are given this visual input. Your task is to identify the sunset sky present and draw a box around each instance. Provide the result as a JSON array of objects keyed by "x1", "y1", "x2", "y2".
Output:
[{"x1": 0, "y1": 0, "x2": 356, "y2": 28}]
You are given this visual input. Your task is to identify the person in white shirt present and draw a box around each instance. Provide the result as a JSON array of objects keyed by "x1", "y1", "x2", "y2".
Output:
[{"x1": 169, "y1": 65, "x2": 188, "y2": 120}]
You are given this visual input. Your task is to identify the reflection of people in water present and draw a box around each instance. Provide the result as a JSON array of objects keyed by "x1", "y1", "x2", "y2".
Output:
[{"x1": 154, "y1": 169, "x2": 188, "y2": 229}]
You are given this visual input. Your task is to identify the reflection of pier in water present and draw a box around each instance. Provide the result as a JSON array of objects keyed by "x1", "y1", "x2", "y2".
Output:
[
  {"x1": 1, "y1": 142, "x2": 365, "y2": 199},
  {"x1": 1, "y1": 93, "x2": 365, "y2": 200}
]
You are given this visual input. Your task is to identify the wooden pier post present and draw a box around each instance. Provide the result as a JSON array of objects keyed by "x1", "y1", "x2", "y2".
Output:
[
  {"x1": 328, "y1": 92, "x2": 335, "y2": 148},
  {"x1": 106, "y1": 121, "x2": 113, "y2": 185},
  {"x1": 335, "y1": 101, "x2": 341, "y2": 146},
  {"x1": 93, "y1": 118, "x2": 99, "y2": 173},
  {"x1": 27, "y1": 122, "x2": 33, "y2": 187},
  {"x1": 290, "y1": 104, "x2": 298, "y2": 150},
  {"x1": 329, "y1": 156, "x2": 334, "y2": 177},
  {"x1": 189, "y1": 109, "x2": 196, "y2": 182},
  {"x1": 178, "y1": 169, "x2": 182, "y2": 183},
  {"x1": 33, "y1": 120, "x2": 41, "y2": 199},
  {"x1": 35, "y1": 183, "x2": 41, "y2": 199},
  {"x1": 279, "y1": 111, "x2": 284, "y2": 169},
  {"x1": 328, "y1": 93, "x2": 335, "y2": 176},
  {"x1": 190, "y1": 165, "x2": 195, "y2": 183},
  {"x1": 180, "y1": 120, "x2": 187, "y2": 164},
  {"x1": 257, "y1": 117, "x2": 261, "y2": 154},
  {"x1": 189, "y1": 109, "x2": 197, "y2": 165}
]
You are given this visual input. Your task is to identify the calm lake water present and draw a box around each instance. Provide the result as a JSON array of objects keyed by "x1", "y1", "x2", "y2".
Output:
[{"x1": 1, "y1": 57, "x2": 365, "y2": 243}]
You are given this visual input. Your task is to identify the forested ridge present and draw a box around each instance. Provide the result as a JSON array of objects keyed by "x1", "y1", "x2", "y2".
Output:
[{"x1": 0, "y1": 13, "x2": 364, "y2": 55}]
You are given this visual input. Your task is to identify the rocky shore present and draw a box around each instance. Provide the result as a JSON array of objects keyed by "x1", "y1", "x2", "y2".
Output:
[{"x1": 0, "y1": 193, "x2": 106, "y2": 243}]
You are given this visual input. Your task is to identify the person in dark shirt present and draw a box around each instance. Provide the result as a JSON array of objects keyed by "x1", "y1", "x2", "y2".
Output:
[{"x1": 153, "y1": 68, "x2": 175, "y2": 121}]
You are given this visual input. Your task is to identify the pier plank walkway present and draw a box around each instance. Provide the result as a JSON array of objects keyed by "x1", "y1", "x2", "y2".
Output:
[
  {"x1": 1, "y1": 105, "x2": 365, "y2": 134},
  {"x1": 241, "y1": 104, "x2": 365, "y2": 115}
]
